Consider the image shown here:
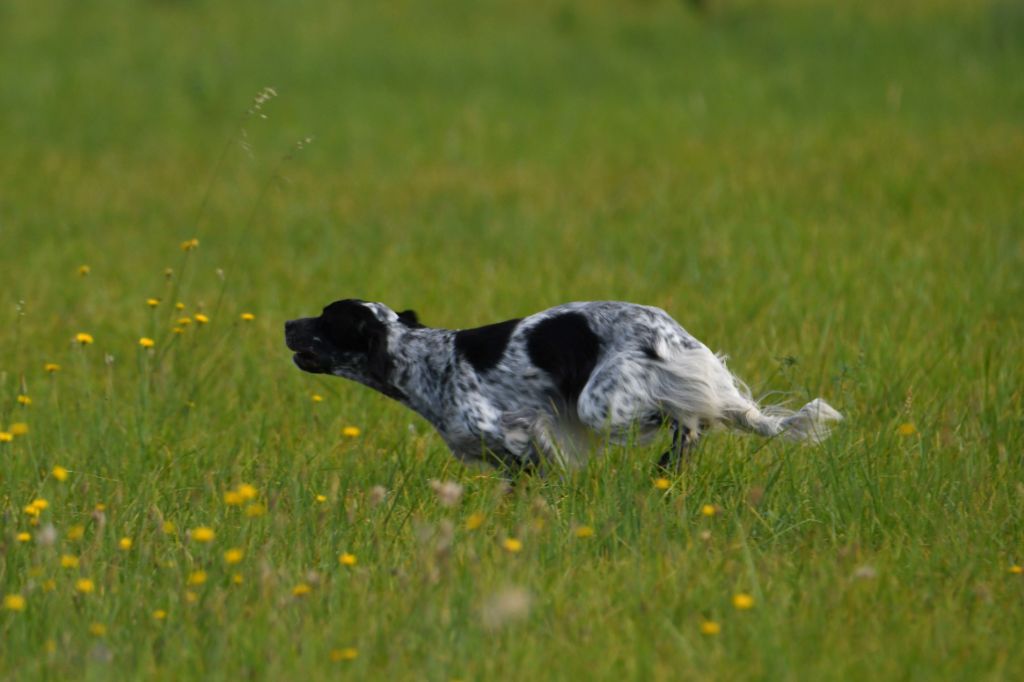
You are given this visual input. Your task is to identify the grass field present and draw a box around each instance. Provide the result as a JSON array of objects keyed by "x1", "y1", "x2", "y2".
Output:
[{"x1": 1, "y1": 0, "x2": 1023, "y2": 679}]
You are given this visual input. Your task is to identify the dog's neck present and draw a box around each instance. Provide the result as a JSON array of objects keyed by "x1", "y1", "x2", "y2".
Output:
[{"x1": 384, "y1": 325, "x2": 456, "y2": 429}]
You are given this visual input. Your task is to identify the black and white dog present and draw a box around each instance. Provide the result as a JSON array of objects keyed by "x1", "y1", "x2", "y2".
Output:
[{"x1": 285, "y1": 300, "x2": 842, "y2": 471}]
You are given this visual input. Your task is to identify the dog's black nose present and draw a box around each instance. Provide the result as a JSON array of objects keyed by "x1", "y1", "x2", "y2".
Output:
[{"x1": 285, "y1": 317, "x2": 318, "y2": 351}]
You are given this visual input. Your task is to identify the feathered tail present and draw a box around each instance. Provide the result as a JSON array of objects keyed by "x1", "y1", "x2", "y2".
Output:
[
  {"x1": 652, "y1": 345, "x2": 843, "y2": 443},
  {"x1": 727, "y1": 397, "x2": 843, "y2": 443}
]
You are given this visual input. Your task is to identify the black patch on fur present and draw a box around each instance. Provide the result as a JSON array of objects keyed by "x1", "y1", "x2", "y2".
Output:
[
  {"x1": 641, "y1": 345, "x2": 660, "y2": 360},
  {"x1": 525, "y1": 312, "x2": 601, "y2": 401},
  {"x1": 397, "y1": 309, "x2": 423, "y2": 328},
  {"x1": 320, "y1": 299, "x2": 393, "y2": 383},
  {"x1": 455, "y1": 319, "x2": 521, "y2": 373}
]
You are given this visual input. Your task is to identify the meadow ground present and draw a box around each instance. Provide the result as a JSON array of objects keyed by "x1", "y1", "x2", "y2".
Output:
[{"x1": 1, "y1": 0, "x2": 1023, "y2": 679}]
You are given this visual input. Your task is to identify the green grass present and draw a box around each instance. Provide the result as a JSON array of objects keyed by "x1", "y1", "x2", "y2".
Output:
[{"x1": 1, "y1": 0, "x2": 1023, "y2": 679}]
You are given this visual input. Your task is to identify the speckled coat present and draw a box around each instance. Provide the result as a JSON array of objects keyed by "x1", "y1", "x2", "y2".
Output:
[{"x1": 285, "y1": 300, "x2": 842, "y2": 471}]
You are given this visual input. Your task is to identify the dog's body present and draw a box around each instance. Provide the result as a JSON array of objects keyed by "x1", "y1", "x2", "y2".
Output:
[{"x1": 285, "y1": 300, "x2": 842, "y2": 470}]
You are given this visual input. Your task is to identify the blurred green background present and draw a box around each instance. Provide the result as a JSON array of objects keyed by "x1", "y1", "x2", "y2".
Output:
[{"x1": 3, "y1": 0, "x2": 1021, "y2": 331}]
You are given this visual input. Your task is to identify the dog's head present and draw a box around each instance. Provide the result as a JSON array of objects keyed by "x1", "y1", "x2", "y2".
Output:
[{"x1": 285, "y1": 299, "x2": 420, "y2": 388}]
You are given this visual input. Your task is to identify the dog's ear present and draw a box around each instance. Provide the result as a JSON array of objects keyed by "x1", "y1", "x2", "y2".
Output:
[
  {"x1": 397, "y1": 309, "x2": 423, "y2": 328},
  {"x1": 365, "y1": 322, "x2": 394, "y2": 384}
]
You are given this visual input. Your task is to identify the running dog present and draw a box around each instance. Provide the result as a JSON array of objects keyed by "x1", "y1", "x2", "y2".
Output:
[{"x1": 285, "y1": 299, "x2": 842, "y2": 471}]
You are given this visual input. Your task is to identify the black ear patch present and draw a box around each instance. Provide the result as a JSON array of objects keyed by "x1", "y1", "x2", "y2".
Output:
[
  {"x1": 455, "y1": 318, "x2": 522, "y2": 373},
  {"x1": 525, "y1": 312, "x2": 601, "y2": 402},
  {"x1": 397, "y1": 309, "x2": 423, "y2": 328},
  {"x1": 364, "y1": 323, "x2": 393, "y2": 384},
  {"x1": 320, "y1": 300, "x2": 376, "y2": 353},
  {"x1": 319, "y1": 299, "x2": 394, "y2": 383}
]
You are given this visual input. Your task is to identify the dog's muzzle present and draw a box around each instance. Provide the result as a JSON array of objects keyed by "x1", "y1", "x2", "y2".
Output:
[{"x1": 285, "y1": 318, "x2": 329, "y2": 374}]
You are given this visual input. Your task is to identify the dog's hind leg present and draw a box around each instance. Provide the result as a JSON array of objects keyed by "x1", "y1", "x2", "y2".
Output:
[
  {"x1": 576, "y1": 352, "x2": 666, "y2": 444},
  {"x1": 655, "y1": 420, "x2": 701, "y2": 473}
]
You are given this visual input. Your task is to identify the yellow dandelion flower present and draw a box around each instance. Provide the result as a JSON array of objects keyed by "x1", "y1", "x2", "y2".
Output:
[
  {"x1": 240, "y1": 312, "x2": 255, "y2": 322},
  {"x1": 172, "y1": 326, "x2": 184, "y2": 334},
  {"x1": 42, "y1": 579, "x2": 56, "y2": 592},
  {"x1": 94, "y1": 503, "x2": 106, "y2": 512},
  {"x1": 231, "y1": 573, "x2": 244, "y2": 585},
  {"x1": 75, "y1": 578, "x2": 95, "y2": 594},
  {"x1": 185, "y1": 591, "x2": 198, "y2": 603},
  {"x1": 194, "y1": 313, "x2": 210, "y2": 324},
  {"x1": 292, "y1": 583, "x2": 312, "y2": 597},
  {"x1": 180, "y1": 238, "x2": 199, "y2": 251},
  {"x1": 75, "y1": 332, "x2": 94, "y2": 345},
  {"x1": 67, "y1": 525, "x2": 85, "y2": 541},
  {"x1": 61, "y1": 555, "x2": 80, "y2": 569},
  {"x1": 3, "y1": 594, "x2": 26, "y2": 612},
  {"x1": 44, "y1": 363, "x2": 61, "y2": 373},
  {"x1": 9, "y1": 422, "x2": 28, "y2": 436},
  {"x1": 31, "y1": 498, "x2": 48, "y2": 511},
  {"x1": 244, "y1": 503, "x2": 266, "y2": 517},
  {"x1": 17, "y1": 395, "x2": 31, "y2": 406},
  {"x1": 52, "y1": 466, "x2": 69, "y2": 481},
  {"x1": 146, "y1": 298, "x2": 160, "y2": 308},
  {"x1": 187, "y1": 570, "x2": 207, "y2": 586},
  {"x1": 16, "y1": 532, "x2": 31, "y2": 543},
  {"x1": 699, "y1": 620, "x2": 721, "y2": 636},
  {"x1": 898, "y1": 422, "x2": 917, "y2": 436},
  {"x1": 0, "y1": 432, "x2": 12, "y2": 443},
  {"x1": 118, "y1": 537, "x2": 133, "y2": 551},
  {"x1": 22, "y1": 504, "x2": 39, "y2": 516},
  {"x1": 190, "y1": 526, "x2": 215, "y2": 543},
  {"x1": 88, "y1": 623, "x2": 106, "y2": 637},
  {"x1": 163, "y1": 521, "x2": 177, "y2": 535},
  {"x1": 465, "y1": 512, "x2": 485, "y2": 531},
  {"x1": 175, "y1": 302, "x2": 185, "y2": 311},
  {"x1": 502, "y1": 538, "x2": 523, "y2": 553},
  {"x1": 152, "y1": 609, "x2": 167, "y2": 620},
  {"x1": 339, "y1": 552, "x2": 357, "y2": 567},
  {"x1": 177, "y1": 317, "x2": 192, "y2": 326},
  {"x1": 654, "y1": 478, "x2": 671, "y2": 490},
  {"x1": 1010, "y1": 565, "x2": 1023, "y2": 575},
  {"x1": 315, "y1": 494, "x2": 327, "y2": 503},
  {"x1": 224, "y1": 548, "x2": 244, "y2": 565},
  {"x1": 732, "y1": 593, "x2": 755, "y2": 610},
  {"x1": 139, "y1": 337, "x2": 155, "y2": 348},
  {"x1": 78, "y1": 264, "x2": 91, "y2": 276},
  {"x1": 238, "y1": 483, "x2": 258, "y2": 501},
  {"x1": 223, "y1": 490, "x2": 244, "y2": 506},
  {"x1": 342, "y1": 426, "x2": 361, "y2": 438},
  {"x1": 330, "y1": 647, "x2": 359, "y2": 662},
  {"x1": 574, "y1": 525, "x2": 595, "y2": 539},
  {"x1": 701, "y1": 504, "x2": 717, "y2": 517},
  {"x1": 311, "y1": 394, "x2": 324, "y2": 403}
]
